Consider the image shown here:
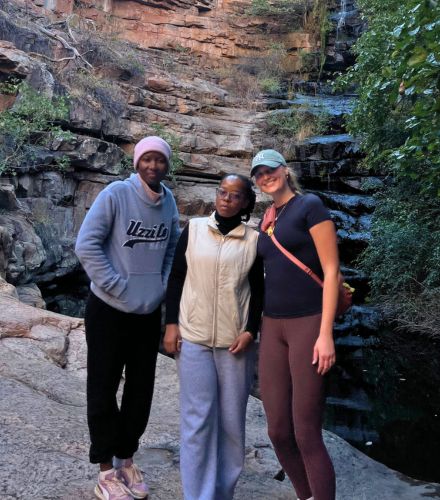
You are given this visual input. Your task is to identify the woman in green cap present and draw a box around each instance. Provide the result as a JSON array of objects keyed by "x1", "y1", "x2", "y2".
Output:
[{"x1": 251, "y1": 149, "x2": 339, "y2": 500}]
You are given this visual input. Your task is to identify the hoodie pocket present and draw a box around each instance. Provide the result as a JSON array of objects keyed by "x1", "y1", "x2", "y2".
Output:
[{"x1": 118, "y1": 272, "x2": 165, "y2": 312}]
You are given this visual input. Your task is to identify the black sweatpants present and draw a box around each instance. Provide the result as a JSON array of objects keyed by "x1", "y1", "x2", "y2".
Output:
[{"x1": 85, "y1": 292, "x2": 161, "y2": 464}]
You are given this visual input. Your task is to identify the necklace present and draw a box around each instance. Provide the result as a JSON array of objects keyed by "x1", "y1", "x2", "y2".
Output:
[
  {"x1": 275, "y1": 202, "x2": 288, "y2": 222},
  {"x1": 266, "y1": 195, "x2": 295, "y2": 237},
  {"x1": 275, "y1": 194, "x2": 295, "y2": 220}
]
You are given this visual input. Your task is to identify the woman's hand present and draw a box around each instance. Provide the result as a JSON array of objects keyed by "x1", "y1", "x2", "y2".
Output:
[
  {"x1": 229, "y1": 331, "x2": 254, "y2": 354},
  {"x1": 312, "y1": 334, "x2": 336, "y2": 375},
  {"x1": 163, "y1": 324, "x2": 182, "y2": 354}
]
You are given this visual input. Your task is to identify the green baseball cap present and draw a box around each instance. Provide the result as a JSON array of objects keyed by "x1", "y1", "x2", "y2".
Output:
[{"x1": 250, "y1": 149, "x2": 287, "y2": 176}]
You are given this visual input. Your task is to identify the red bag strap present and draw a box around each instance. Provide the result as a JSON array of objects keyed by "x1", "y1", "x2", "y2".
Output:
[
  {"x1": 269, "y1": 232, "x2": 324, "y2": 288},
  {"x1": 262, "y1": 203, "x2": 324, "y2": 288}
]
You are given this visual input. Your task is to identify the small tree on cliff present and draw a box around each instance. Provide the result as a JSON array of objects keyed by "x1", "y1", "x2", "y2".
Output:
[{"x1": 0, "y1": 80, "x2": 72, "y2": 175}]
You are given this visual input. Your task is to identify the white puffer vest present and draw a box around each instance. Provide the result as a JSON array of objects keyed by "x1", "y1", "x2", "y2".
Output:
[{"x1": 179, "y1": 213, "x2": 258, "y2": 348}]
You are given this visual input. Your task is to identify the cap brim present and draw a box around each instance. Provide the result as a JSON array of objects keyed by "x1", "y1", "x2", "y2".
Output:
[{"x1": 250, "y1": 161, "x2": 282, "y2": 177}]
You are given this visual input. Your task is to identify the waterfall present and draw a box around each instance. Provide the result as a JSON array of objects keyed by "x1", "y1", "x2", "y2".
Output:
[{"x1": 336, "y1": 0, "x2": 347, "y2": 48}]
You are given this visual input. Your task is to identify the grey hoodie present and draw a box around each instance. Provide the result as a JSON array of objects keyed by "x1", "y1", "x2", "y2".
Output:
[{"x1": 75, "y1": 173, "x2": 180, "y2": 314}]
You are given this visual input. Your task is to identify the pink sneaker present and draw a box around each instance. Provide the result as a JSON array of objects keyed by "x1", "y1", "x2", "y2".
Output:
[
  {"x1": 94, "y1": 469, "x2": 133, "y2": 500},
  {"x1": 118, "y1": 462, "x2": 149, "y2": 499}
]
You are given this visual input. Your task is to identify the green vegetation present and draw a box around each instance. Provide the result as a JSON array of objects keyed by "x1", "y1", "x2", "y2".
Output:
[
  {"x1": 337, "y1": 0, "x2": 440, "y2": 336},
  {"x1": 298, "y1": 49, "x2": 320, "y2": 74},
  {"x1": 266, "y1": 107, "x2": 330, "y2": 141},
  {"x1": 214, "y1": 66, "x2": 261, "y2": 104},
  {"x1": 247, "y1": 1, "x2": 331, "y2": 78},
  {"x1": 260, "y1": 76, "x2": 282, "y2": 94},
  {"x1": 117, "y1": 153, "x2": 134, "y2": 176},
  {"x1": 313, "y1": 0, "x2": 331, "y2": 76},
  {"x1": 0, "y1": 80, "x2": 73, "y2": 175},
  {"x1": 216, "y1": 43, "x2": 288, "y2": 100},
  {"x1": 254, "y1": 42, "x2": 288, "y2": 96},
  {"x1": 150, "y1": 123, "x2": 183, "y2": 179},
  {"x1": 248, "y1": 0, "x2": 311, "y2": 20}
]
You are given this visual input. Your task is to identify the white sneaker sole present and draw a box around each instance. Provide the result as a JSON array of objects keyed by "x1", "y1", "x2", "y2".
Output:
[
  {"x1": 94, "y1": 484, "x2": 106, "y2": 500},
  {"x1": 94, "y1": 483, "x2": 134, "y2": 500},
  {"x1": 126, "y1": 487, "x2": 148, "y2": 499}
]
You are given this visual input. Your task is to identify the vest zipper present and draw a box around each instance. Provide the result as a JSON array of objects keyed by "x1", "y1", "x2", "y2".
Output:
[{"x1": 212, "y1": 234, "x2": 226, "y2": 347}]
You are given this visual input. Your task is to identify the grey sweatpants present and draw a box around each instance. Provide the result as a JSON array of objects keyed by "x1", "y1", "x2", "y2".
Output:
[{"x1": 176, "y1": 339, "x2": 256, "y2": 500}]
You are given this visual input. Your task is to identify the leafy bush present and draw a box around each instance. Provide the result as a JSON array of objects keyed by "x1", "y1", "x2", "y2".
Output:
[
  {"x1": 248, "y1": 0, "x2": 312, "y2": 22},
  {"x1": 338, "y1": 0, "x2": 440, "y2": 335},
  {"x1": 338, "y1": 0, "x2": 440, "y2": 196},
  {"x1": 150, "y1": 123, "x2": 183, "y2": 178},
  {"x1": 0, "y1": 80, "x2": 72, "y2": 175},
  {"x1": 298, "y1": 49, "x2": 320, "y2": 73},
  {"x1": 361, "y1": 186, "x2": 440, "y2": 294},
  {"x1": 260, "y1": 76, "x2": 282, "y2": 94},
  {"x1": 266, "y1": 107, "x2": 331, "y2": 140},
  {"x1": 360, "y1": 182, "x2": 440, "y2": 336}
]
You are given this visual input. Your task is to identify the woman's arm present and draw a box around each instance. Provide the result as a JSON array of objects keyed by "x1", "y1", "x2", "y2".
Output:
[
  {"x1": 164, "y1": 225, "x2": 188, "y2": 354},
  {"x1": 309, "y1": 220, "x2": 339, "y2": 375},
  {"x1": 164, "y1": 225, "x2": 188, "y2": 324},
  {"x1": 75, "y1": 189, "x2": 127, "y2": 298},
  {"x1": 162, "y1": 202, "x2": 181, "y2": 286},
  {"x1": 229, "y1": 254, "x2": 264, "y2": 354},
  {"x1": 245, "y1": 254, "x2": 265, "y2": 338}
]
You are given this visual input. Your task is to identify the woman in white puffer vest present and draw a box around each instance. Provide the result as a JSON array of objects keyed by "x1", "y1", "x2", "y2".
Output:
[{"x1": 164, "y1": 174, "x2": 264, "y2": 500}]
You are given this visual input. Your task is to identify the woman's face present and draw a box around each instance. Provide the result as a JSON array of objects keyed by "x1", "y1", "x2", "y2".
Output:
[
  {"x1": 137, "y1": 151, "x2": 168, "y2": 188},
  {"x1": 215, "y1": 176, "x2": 249, "y2": 218},
  {"x1": 253, "y1": 165, "x2": 289, "y2": 196}
]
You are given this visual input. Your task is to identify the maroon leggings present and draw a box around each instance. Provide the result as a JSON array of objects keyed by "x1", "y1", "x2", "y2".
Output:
[{"x1": 259, "y1": 314, "x2": 335, "y2": 500}]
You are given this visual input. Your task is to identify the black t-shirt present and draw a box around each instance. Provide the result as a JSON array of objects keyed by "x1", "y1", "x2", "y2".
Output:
[{"x1": 257, "y1": 193, "x2": 331, "y2": 318}]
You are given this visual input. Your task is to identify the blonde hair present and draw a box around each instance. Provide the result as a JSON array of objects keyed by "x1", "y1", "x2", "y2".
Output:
[{"x1": 286, "y1": 167, "x2": 302, "y2": 194}]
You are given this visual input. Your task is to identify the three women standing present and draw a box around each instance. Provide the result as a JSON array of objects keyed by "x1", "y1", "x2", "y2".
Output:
[
  {"x1": 164, "y1": 174, "x2": 264, "y2": 500},
  {"x1": 76, "y1": 132, "x2": 338, "y2": 500},
  {"x1": 252, "y1": 149, "x2": 338, "y2": 500}
]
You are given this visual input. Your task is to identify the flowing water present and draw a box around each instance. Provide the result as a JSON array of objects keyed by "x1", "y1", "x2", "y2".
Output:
[{"x1": 336, "y1": 0, "x2": 347, "y2": 49}]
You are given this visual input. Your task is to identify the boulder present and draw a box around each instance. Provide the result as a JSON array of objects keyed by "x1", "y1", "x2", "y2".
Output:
[
  {"x1": 16, "y1": 282, "x2": 46, "y2": 309},
  {"x1": 0, "y1": 291, "x2": 439, "y2": 499}
]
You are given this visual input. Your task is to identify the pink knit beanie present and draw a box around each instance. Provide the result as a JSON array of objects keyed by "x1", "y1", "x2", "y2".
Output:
[{"x1": 133, "y1": 136, "x2": 172, "y2": 170}]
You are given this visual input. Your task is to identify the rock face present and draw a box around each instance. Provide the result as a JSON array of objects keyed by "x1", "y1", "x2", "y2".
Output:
[
  {"x1": 0, "y1": 0, "x2": 375, "y2": 317},
  {"x1": 12, "y1": 0, "x2": 313, "y2": 70},
  {"x1": 0, "y1": 3, "x2": 280, "y2": 292},
  {"x1": 1, "y1": 288, "x2": 439, "y2": 500}
]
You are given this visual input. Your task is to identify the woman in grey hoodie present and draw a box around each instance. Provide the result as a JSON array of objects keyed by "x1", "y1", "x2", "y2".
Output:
[{"x1": 75, "y1": 136, "x2": 180, "y2": 500}]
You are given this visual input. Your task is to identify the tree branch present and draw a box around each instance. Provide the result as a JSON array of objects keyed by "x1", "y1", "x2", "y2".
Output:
[{"x1": 37, "y1": 24, "x2": 93, "y2": 69}]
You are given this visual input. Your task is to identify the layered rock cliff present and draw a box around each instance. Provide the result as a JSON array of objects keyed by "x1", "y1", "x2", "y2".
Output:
[
  {"x1": 0, "y1": 0, "x2": 318, "y2": 296},
  {"x1": 16, "y1": 0, "x2": 314, "y2": 69},
  {"x1": 0, "y1": 0, "x2": 369, "y2": 302}
]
